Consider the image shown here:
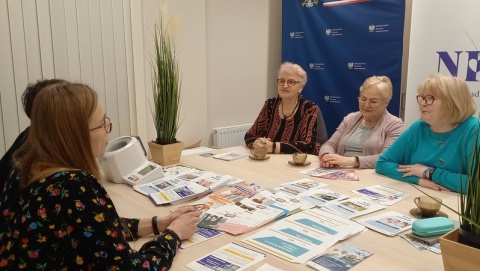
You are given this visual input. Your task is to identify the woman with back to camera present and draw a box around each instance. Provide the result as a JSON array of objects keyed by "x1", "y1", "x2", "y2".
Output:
[
  {"x1": 376, "y1": 74, "x2": 478, "y2": 193},
  {"x1": 0, "y1": 82, "x2": 201, "y2": 270},
  {"x1": 244, "y1": 62, "x2": 327, "y2": 155},
  {"x1": 319, "y1": 76, "x2": 405, "y2": 169}
]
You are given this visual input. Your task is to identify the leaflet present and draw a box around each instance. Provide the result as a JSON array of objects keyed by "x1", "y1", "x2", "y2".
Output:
[
  {"x1": 307, "y1": 243, "x2": 373, "y2": 271},
  {"x1": 242, "y1": 209, "x2": 365, "y2": 263},
  {"x1": 351, "y1": 185, "x2": 409, "y2": 205},
  {"x1": 356, "y1": 211, "x2": 416, "y2": 236},
  {"x1": 181, "y1": 228, "x2": 223, "y2": 249},
  {"x1": 250, "y1": 190, "x2": 313, "y2": 218},
  {"x1": 186, "y1": 243, "x2": 265, "y2": 271},
  {"x1": 149, "y1": 182, "x2": 209, "y2": 206},
  {"x1": 321, "y1": 198, "x2": 385, "y2": 219},
  {"x1": 399, "y1": 233, "x2": 442, "y2": 254},
  {"x1": 276, "y1": 178, "x2": 328, "y2": 197},
  {"x1": 300, "y1": 167, "x2": 359, "y2": 181},
  {"x1": 297, "y1": 188, "x2": 349, "y2": 207},
  {"x1": 212, "y1": 151, "x2": 249, "y2": 161}
]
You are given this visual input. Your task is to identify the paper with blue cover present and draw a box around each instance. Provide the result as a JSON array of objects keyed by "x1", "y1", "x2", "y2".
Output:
[{"x1": 242, "y1": 209, "x2": 365, "y2": 263}]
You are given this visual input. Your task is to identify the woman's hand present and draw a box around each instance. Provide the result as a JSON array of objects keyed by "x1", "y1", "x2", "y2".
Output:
[
  {"x1": 418, "y1": 178, "x2": 451, "y2": 192},
  {"x1": 253, "y1": 137, "x2": 273, "y2": 153},
  {"x1": 320, "y1": 154, "x2": 354, "y2": 168},
  {"x1": 397, "y1": 164, "x2": 428, "y2": 178},
  {"x1": 167, "y1": 210, "x2": 202, "y2": 240}
]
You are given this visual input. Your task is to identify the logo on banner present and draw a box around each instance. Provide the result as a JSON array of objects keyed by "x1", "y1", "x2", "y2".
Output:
[
  {"x1": 289, "y1": 32, "x2": 305, "y2": 39},
  {"x1": 325, "y1": 96, "x2": 341, "y2": 103},
  {"x1": 310, "y1": 63, "x2": 325, "y2": 70},
  {"x1": 325, "y1": 28, "x2": 343, "y2": 36},
  {"x1": 369, "y1": 24, "x2": 389, "y2": 33},
  {"x1": 302, "y1": 0, "x2": 319, "y2": 8},
  {"x1": 347, "y1": 62, "x2": 366, "y2": 70}
]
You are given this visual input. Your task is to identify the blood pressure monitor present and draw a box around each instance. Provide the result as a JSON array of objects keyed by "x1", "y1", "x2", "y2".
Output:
[{"x1": 100, "y1": 136, "x2": 164, "y2": 185}]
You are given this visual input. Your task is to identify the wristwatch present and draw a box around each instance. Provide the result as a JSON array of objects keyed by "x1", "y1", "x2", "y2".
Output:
[{"x1": 354, "y1": 156, "x2": 360, "y2": 168}]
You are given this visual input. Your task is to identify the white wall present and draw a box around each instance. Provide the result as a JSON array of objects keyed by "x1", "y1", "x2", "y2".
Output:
[{"x1": 0, "y1": 0, "x2": 281, "y2": 154}]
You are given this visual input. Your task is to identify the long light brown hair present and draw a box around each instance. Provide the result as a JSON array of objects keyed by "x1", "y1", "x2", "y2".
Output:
[{"x1": 13, "y1": 82, "x2": 100, "y2": 188}]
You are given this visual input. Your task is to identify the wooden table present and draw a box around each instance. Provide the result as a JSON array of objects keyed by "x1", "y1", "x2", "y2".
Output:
[{"x1": 102, "y1": 146, "x2": 459, "y2": 271}]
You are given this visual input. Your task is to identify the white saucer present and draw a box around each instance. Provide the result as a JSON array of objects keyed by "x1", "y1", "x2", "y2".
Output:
[
  {"x1": 288, "y1": 160, "x2": 311, "y2": 166},
  {"x1": 249, "y1": 155, "x2": 270, "y2": 161}
]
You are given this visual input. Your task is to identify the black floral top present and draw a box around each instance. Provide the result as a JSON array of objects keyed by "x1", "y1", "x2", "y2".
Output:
[{"x1": 0, "y1": 170, "x2": 181, "y2": 270}]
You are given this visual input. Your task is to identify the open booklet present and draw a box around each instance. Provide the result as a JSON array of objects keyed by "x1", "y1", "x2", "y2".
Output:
[{"x1": 139, "y1": 170, "x2": 238, "y2": 206}]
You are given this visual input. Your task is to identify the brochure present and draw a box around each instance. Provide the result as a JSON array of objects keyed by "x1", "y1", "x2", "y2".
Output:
[
  {"x1": 181, "y1": 228, "x2": 223, "y2": 249},
  {"x1": 275, "y1": 178, "x2": 328, "y2": 197},
  {"x1": 301, "y1": 167, "x2": 359, "y2": 181},
  {"x1": 307, "y1": 243, "x2": 373, "y2": 271},
  {"x1": 162, "y1": 164, "x2": 194, "y2": 176},
  {"x1": 212, "y1": 151, "x2": 249, "y2": 161},
  {"x1": 297, "y1": 188, "x2": 349, "y2": 207},
  {"x1": 149, "y1": 182, "x2": 210, "y2": 206},
  {"x1": 250, "y1": 190, "x2": 313, "y2": 218},
  {"x1": 186, "y1": 243, "x2": 265, "y2": 271},
  {"x1": 352, "y1": 185, "x2": 409, "y2": 205},
  {"x1": 321, "y1": 198, "x2": 385, "y2": 219},
  {"x1": 356, "y1": 211, "x2": 416, "y2": 236},
  {"x1": 133, "y1": 168, "x2": 202, "y2": 196},
  {"x1": 242, "y1": 209, "x2": 365, "y2": 263},
  {"x1": 197, "y1": 198, "x2": 283, "y2": 235}
]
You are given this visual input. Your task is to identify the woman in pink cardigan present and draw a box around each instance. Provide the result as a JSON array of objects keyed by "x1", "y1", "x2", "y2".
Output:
[{"x1": 319, "y1": 76, "x2": 405, "y2": 169}]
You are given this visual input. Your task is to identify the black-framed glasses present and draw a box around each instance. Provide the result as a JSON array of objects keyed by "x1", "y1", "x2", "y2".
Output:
[
  {"x1": 416, "y1": 95, "x2": 436, "y2": 105},
  {"x1": 277, "y1": 78, "x2": 301, "y2": 87},
  {"x1": 358, "y1": 97, "x2": 380, "y2": 106},
  {"x1": 90, "y1": 117, "x2": 112, "y2": 133}
]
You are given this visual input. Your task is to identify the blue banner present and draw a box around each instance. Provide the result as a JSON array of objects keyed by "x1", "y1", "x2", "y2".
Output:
[{"x1": 282, "y1": 0, "x2": 405, "y2": 136}]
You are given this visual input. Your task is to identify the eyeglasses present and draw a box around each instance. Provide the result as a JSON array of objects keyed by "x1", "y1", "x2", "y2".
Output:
[
  {"x1": 416, "y1": 95, "x2": 436, "y2": 105},
  {"x1": 89, "y1": 117, "x2": 112, "y2": 133},
  {"x1": 277, "y1": 79, "x2": 301, "y2": 87},
  {"x1": 358, "y1": 97, "x2": 380, "y2": 106}
]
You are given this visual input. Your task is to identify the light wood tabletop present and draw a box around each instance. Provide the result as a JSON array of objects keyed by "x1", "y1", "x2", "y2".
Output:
[{"x1": 102, "y1": 146, "x2": 459, "y2": 271}]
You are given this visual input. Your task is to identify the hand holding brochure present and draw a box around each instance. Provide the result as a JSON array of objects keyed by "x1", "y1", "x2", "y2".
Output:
[
  {"x1": 356, "y1": 211, "x2": 416, "y2": 236},
  {"x1": 307, "y1": 243, "x2": 373, "y2": 271}
]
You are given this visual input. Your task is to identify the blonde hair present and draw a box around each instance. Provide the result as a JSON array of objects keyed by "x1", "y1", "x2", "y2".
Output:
[
  {"x1": 418, "y1": 74, "x2": 476, "y2": 124},
  {"x1": 278, "y1": 62, "x2": 307, "y2": 85},
  {"x1": 359, "y1": 76, "x2": 393, "y2": 101},
  {"x1": 13, "y1": 82, "x2": 100, "y2": 188}
]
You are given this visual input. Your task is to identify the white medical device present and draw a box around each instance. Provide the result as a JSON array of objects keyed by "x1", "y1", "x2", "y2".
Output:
[{"x1": 100, "y1": 136, "x2": 164, "y2": 186}]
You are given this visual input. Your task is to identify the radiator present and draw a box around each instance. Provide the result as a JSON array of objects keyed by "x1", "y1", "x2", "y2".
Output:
[{"x1": 212, "y1": 124, "x2": 252, "y2": 148}]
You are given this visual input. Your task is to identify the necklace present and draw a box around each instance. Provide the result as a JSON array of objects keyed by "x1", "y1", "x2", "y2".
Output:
[
  {"x1": 281, "y1": 99, "x2": 299, "y2": 120},
  {"x1": 433, "y1": 130, "x2": 452, "y2": 148}
]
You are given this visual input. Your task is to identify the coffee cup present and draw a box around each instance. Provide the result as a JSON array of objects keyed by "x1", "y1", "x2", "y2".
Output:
[
  {"x1": 251, "y1": 146, "x2": 267, "y2": 159},
  {"x1": 414, "y1": 196, "x2": 442, "y2": 217},
  {"x1": 292, "y1": 152, "x2": 307, "y2": 165}
]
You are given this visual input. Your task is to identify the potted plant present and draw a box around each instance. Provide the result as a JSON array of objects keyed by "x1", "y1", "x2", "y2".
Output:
[
  {"x1": 147, "y1": 15, "x2": 183, "y2": 166},
  {"x1": 414, "y1": 127, "x2": 480, "y2": 270}
]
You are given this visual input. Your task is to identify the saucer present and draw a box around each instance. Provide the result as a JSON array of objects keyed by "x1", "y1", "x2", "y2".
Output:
[
  {"x1": 288, "y1": 160, "x2": 312, "y2": 166},
  {"x1": 249, "y1": 155, "x2": 270, "y2": 161},
  {"x1": 409, "y1": 208, "x2": 448, "y2": 219}
]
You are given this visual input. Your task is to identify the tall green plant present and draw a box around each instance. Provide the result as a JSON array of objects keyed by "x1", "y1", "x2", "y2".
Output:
[{"x1": 151, "y1": 19, "x2": 181, "y2": 144}]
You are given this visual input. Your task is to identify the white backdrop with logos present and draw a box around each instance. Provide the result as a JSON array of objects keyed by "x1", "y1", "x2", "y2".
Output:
[{"x1": 405, "y1": 0, "x2": 480, "y2": 126}]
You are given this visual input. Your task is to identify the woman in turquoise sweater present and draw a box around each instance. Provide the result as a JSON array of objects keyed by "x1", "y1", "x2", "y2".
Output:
[{"x1": 376, "y1": 74, "x2": 478, "y2": 193}]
